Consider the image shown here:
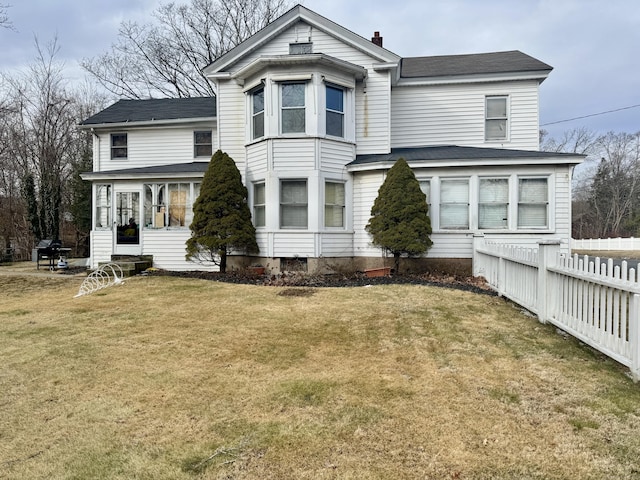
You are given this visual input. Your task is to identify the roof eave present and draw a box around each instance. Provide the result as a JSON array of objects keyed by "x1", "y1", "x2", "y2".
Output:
[
  {"x1": 80, "y1": 170, "x2": 207, "y2": 181},
  {"x1": 396, "y1": 70, "x2": 552, "y2": 87},
  {"x1": 78, "y1": 116, "x2": 217, "y2": 130}
]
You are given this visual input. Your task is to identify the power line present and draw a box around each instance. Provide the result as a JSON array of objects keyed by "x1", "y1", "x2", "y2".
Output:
[{"x1": 541, "y1": 103, "x2": 640, "y2": 127}]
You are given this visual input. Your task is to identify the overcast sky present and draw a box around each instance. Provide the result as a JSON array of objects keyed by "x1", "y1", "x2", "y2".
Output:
[{"x1": 1, "y1": 0, "x2": 638, "y2": 139}]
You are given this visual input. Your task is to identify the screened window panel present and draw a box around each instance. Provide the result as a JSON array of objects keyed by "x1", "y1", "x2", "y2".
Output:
[
  {"x1": 282, "y1": 84, "x2": 304, "y2": 107},
  {"x1": 281, "y1": 180, "x2": 307, "y2": 228},
  {"x1": 518, "y1": 205, "x2": 547, "y2": 227},
  {"x1": 519, "y1": 178, "x2": 548, "y2": 202},
  {"x1": 479, "y1": 179, "x2": 508, "y2": 202},
  {"x1": 479, "y1": 204, "x2": 508, "y2": 229},
  {"x1": 440, "y1": 179, "x2": 469, "y2": 229},
  {"x1": 486, "y1": 119, "x2": 507, "y2": 140},
  {"x1": 325, "y1": 182, "x2": 345, "y2": 227}
]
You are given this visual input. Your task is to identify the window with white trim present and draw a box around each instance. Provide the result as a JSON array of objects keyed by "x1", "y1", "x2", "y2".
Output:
[
  {"x1": 95, "y1": 184, "x2": 111, "y2": 228},
  {"x1": 252, "y1": 87, "x2": 264, "y2": 139},
  {"x1": 253, "y1": 182, "x2": 265, "y2": 227},
  {"x1": 479, "y1": 178, "x2": 509, "y2": 229},
  {"x1": 281, "y1": 83, "x2": 305, "y2": 134},
  {"x1": 280, "y1": 180, "x2": 307, "y2": 228},
  {"x1": 326, "y1": 85, "x2": 344, "y2": 138},
  {"x1": 518, "y1": 178, "x2": 548, "y2": 228},
  {"x1": 142, "y1": 182, "x2": 195, "y2": 229},
  {"x1": 440, "y1": 179, "x2": 469, "y2": 229},
  {"x1": 419, "y1": 180, "x2": 431, "y2": 209},
  {"x1": 485, "y1": 96, "x2": 508, "y2": 141},
  {"x1": 111, "y1": 133, "x2": 127, "y2": 159},
  {"x1": 324, "y1": 181, "x2": 345, "y2": 228},
  {"x1": 194, "y1": 131, "x2": 212, "y2": 157}
]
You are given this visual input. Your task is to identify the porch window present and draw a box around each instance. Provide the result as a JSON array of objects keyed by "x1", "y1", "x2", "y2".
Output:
[
  {"x1": 324, "y1": 181, "x2": 345, "y2": 228},
  {"x1": 440, "y1": 179, "x2": 469, "y2": 229},
  {"x1": 280, "y1": 180, "x2": 307, "y2": 228},
  {"x1": 143, "y1": 184, "x2": 166, "y2": 228},
  {"x1": 281, "y1": 83, "x2": 305, "y2": 134},
  {"x1": 252, "y1": 87, "x2": 265, "y2": 139},
  {"x1": 479, "y1": 178, "x2": 509, "y2": 229},
  {"x1": 326, "y1": 85, "x2": 344, "y2": 138},
  {"x1": 518, "y1": 178, "x2": 548, "y2": 228},
  {"x1": 111, "y1": 133, "x2": 128, "y2": 159},
  {"x1": 95, "y1": 184, "x2": 111, "y2": 228},
  {"x1": 194, "y1": 131, "x2": 212, "y2": 157},
  {"x1": 485, "y1": 96, "x2": 508, "y2": 141},
  {"x1": 253, "y1": 182, "x2": 265, "y2": 227},
  {"x1": 168, "y1": 183, "x2": 190, "y2": 227}
]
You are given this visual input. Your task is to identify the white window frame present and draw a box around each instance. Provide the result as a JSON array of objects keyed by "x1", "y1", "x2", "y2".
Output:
[
  {"x1": 324, "y1": 181, "x2": 345, "y2": 228},
  {"x1": 439, "y1": 178, "x2": 470, "y2": 230},
  {"x1": 253, "y1": 182, "x2": 266, "y2": 228},
  {"x1": 280, "y1": 83, "x2": 306, "y2": 134},
  {"x1": 193, "y1": 131, "x2": 212, "y2": 158},
  {"x1": 485, "y1": 96, "x2": 508, "y2": 142},
  {"x1": 95, "y1": 184, "x2": 112, "y2": 229},
  {"x1": 478, "y1": 177, "x2": 509, "y2": 229},
  {"x1": 517, "y1": 177, "x2": 549, "y2": 228},
  {"x1": 252, "y1": 87, "x2": 265, "y2": 140},
  {"x1": 325, "y1": 84, "x2": 345, "y2": 138},
  {"x1": 280, "y1": 179, "x2": 308, "y2": 229}
]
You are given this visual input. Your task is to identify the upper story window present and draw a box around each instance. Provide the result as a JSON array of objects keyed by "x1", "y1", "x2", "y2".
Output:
[
  {"x1": 194, "y1": 131, "x2": 212, "y2": 157},
  {"x1": 485, "y1": 96, "x2": 508, "y2": 141},
  {"x1": 518, "y1": 178, "x2": 548, "y2": 228},
  {"x1": 479, "y1": 178, "x2": 509, "y2": 229},
  {"x1": 326, "y1": 85, "x2": 344, "y2": 138},
  {"x1": 253, "y1": 182, "x2": 265, "y2": 227},
  {"x1": 252, "y1": 87, "x2": 265, "y2": 140},
  {"x1": 325, "y1": 181, "x2": 345, "y2": 228},
  {"x1": 111, "y1": 133, "x2": 127, "y2": 159},
  {"x1": 440, "y1": 178, "x2": 469, "y2": 229},
  {"x1": 281, "y1": 83, "x2": 305, "y2": 134},
  {"x1": 289, "y1": 42, "x2": 312, "y2": 54}
]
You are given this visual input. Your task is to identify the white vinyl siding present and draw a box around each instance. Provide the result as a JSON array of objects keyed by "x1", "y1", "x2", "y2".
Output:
[{"x1": 391, "y1": 81, "x2": 541, "y2": 150}]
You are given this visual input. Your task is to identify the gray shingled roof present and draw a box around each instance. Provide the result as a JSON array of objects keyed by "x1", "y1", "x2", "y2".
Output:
[
  {"x1": 400, "y1": 50, "x2": 553, "y2": 79},
  {"x1": 82, "y1": 162, "x2": 210, "y2": 178},
  {"x1": 80, "y1": 97, "x2": 216, "y2": 126},
  {"x1": 350, "y1": 145, "x2": 582, "y2": 166}
]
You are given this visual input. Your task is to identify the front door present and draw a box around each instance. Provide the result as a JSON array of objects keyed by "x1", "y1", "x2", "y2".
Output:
[{"x1": 114, "y1": 191, "x2": 142, "y2": 255}]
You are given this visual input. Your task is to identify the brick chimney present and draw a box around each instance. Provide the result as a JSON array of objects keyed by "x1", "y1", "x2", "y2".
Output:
[{"x1": 371, "y1": 31, "x2": 383, "y2": 48}]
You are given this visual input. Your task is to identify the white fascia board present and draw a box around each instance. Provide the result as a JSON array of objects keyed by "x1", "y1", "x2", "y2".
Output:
[
  {"x1": 78, "y1": 117, "x2": 217, "y2": 130},
  {"x1": 347, "y1": 155, "x2": 584, "y2": 172},
  {"x1": 395, "y1": 70, "x2": 551, "y2": 87}
]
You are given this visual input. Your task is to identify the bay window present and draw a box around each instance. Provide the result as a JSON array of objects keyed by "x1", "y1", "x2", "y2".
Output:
[
  {"x1": 326, "y1": 85, "x2": 344, "y2": 137},
  {"x1": 252, "y1": 87, "x2": 264, "y2": 139},
  {"x1": 280, "y1": 180, "x2": 307, "y2": 228},
  {"x1": 253, "y1": 182, "x2": 265, "y2": 227}
]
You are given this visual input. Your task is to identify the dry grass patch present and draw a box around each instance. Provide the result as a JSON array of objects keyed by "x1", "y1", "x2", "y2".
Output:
[{"x1": 1, "y1": 272, "x2": 640, "y2": 479}]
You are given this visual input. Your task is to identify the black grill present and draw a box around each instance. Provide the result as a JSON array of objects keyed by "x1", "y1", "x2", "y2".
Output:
[{"x1": 36, "y1": 239, "x2": 70, "y2": 270}]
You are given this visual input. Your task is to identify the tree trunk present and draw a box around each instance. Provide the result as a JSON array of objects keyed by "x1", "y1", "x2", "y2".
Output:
[
  {"x1": 220, "y1": 250, "x2": 227, "y2": 273},
  {"x1": 394, "y1": 253, "x2": 400, "y2": 274}
]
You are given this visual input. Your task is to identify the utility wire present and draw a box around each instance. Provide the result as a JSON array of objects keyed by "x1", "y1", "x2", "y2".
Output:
[{"x1": 541, "y1": 103, "x2": 640, "y2": 126}]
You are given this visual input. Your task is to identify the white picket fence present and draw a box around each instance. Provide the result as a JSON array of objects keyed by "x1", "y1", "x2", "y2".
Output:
[
  {"x1": 573, "y1": 237, "x2": 640, "y2": 251},
  {"x1": 473, "y1": 237, "x2": 640, "y2": 381}
]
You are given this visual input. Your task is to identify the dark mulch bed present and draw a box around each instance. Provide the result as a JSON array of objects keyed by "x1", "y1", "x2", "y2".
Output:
[{"x1": 147, "y1": 269, "x2": 496, "y2": 296}]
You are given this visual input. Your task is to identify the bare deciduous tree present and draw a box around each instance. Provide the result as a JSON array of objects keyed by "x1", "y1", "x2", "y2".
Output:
[
  {"x1": 82, "y1": 0, "x2": 290, "y2": 99},
  {"x1": 0, "y1": 3, "x2": 14, "y2": 30}
]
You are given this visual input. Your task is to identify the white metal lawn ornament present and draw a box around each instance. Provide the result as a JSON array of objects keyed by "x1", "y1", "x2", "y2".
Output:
[{"x1": 75, "y1": 263, "x2": 124, "y2": 298}]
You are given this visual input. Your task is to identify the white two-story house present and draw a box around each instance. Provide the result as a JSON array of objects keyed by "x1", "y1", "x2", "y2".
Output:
[{"x1": 80, "y1": 5, "x2": 583, "y2": 273}]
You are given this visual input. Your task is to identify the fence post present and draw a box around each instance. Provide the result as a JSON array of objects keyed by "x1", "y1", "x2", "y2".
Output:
[
  {"x1": 631, "y1": 293, "x2": 640, "y2": 382},
  {"x1": 472, "y1": 233, "x2": 485, "y2": 277},
  {"x1": 537, "y1": 240, "x2": 561, "y2": 324}
]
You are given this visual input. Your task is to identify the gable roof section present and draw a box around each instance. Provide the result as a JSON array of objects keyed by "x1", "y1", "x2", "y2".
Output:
[
  {"x1": 348, "y1": 145, "x2": 583, "y2": 171},
  {"x1": 80, "y1": 97, "x2": 216, "y2": 128},
  {"x1": 204, "y1": 4, "x2": 400, "y2": 76}
]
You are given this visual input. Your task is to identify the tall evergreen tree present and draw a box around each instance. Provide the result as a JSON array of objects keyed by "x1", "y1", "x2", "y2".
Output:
[
  {"x1": 186, "y1": 150, "x2": 258, "y2": 272},
  {"x1": 366, "y1": 158, "x2": 432, "y2": 273}
]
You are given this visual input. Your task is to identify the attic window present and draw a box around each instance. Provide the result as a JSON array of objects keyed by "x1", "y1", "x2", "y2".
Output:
[{"x1": 289, "y1": 42, "x2": 312, "y2": 54}]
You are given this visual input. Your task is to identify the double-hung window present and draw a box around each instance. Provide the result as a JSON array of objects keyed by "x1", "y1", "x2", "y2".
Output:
[
  {"x1": 252, "y1": 87, "x2": 265, "y2": 139},
  {"x1": 326, "y1": 85, "x2": 344, "y2": 137},
  {"x1": 479, "y1": 178, "x2": 509, "y2": 229},
  {"x1": 194, "y1": 131, "x2": 212, "y2": 157},
  {"x1": 324, "y1": 181, "x2": 345, "y2": 228},
  {"x1": 419, "y1": 180, "x2": 431, "y2": 211},
  {"x1": 485, "y1": 96, "x2": 508, "y2": 141},
  {"x1": 440, "y1": 179, "x2": 469, "y2": 229},
  {"x1": 518, "y1": 178, "x2": 548, "y2": 228},
  {"x1": 111, "y1": 133, "x2": 127, "y2": 159},
  {"x1": 280, "y1": 180, "x2": 307, "y2": 228},
  {"x1": 253, "y1": 182, "x2": 265, "y2": 227},
  {"x1": 281, "y1": 83, "x2": 305, "y2": 134}
]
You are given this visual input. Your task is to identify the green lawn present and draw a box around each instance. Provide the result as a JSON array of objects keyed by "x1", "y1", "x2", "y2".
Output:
[{"x1": 1, "y1": 272, "x2": 639, "y2": 479}]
